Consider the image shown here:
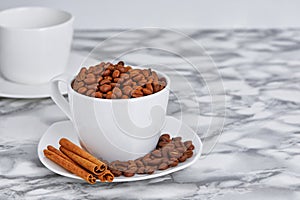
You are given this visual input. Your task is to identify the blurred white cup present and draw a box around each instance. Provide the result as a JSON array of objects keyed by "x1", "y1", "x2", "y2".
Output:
[{"x1": 0, "y1": 7, "x2": 73, "y2": 84}]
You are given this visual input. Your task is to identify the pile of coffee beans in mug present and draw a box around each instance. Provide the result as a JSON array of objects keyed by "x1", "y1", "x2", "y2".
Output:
[
  {"x1": 105, "y1": 134, "x2": 195, "y2": 177},
  {"x1": 72, "y1": 61, "x2": 167, "y2": 99}
]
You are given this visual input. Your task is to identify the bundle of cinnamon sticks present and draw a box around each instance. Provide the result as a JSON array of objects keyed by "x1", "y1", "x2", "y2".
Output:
[{"x1": 43, "y1": 138, "x2": 114, "y2": 184}]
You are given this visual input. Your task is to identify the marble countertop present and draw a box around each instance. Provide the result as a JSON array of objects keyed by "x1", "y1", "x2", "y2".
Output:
[{"x1": 1, "y1": 29, "x2": 299, "y2": 199}]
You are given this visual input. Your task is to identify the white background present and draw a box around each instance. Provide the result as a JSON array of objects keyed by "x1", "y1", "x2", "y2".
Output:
[{"x1": 1, "y1": 0, "x2": 300, "y2": 29}]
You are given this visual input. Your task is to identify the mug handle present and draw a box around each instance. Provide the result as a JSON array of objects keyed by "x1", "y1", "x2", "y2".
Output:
[{"x1": 50, "y1": 73, "x2": 73, "y2": 120}]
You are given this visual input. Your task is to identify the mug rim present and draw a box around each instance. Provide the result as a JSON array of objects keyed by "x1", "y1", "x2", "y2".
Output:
[
  {"x1": 68, "y1": 69, "x2": 171, "y2": 102},
  {"x1": 0, "y1": 6, "x2": 74, "y2": 31}
]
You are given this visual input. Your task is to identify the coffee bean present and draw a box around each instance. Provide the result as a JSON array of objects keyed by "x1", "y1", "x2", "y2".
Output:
[
  {"x1": 131, "y1": 89, "x2": 143, "y2": 98},
  {"x1": 112, "y1": 70, "x2": 120, "y2": 78},
  {"x1": 73, "y1": 81, "x2": 84, "y2": 90},
  {"x1": 120, "y1": 73, "x2": 130, "y2": 79},
  {"x1": 184, "y1": 150, "x2": 193, "y2": 158},
  {"x1": 99, "y1": 84, "x2": 112, "y2": 93},
  {"x1": 78, "y1": 67, "x2": 87, "y2": 81},
  {"x1": 87, "y1": 83, "x2": 97, "y2": 90},
  {"x1": 136, "y1": 167, "x2": 145, "y2": 174},
  {"x1": 86, "y1": 89, "x2": 94, "y2": 96},
  {"x1": 112, "y1": 87, "x2": 122, "y2": 98},
  {"x1": 78, "y1": 87, "x2": 87, "y2": 94},
  {"x1": 132, "y1": 74, "x2": 144, "y2": 82},
  {"x1": 110, "y1": 169, "x2": 122, "y2": 177},
  {"x1": 158, "y1": 163, "x2": 169, "y2": 170},
  {"x1": 95, "y1": 92, "x2": 103, "y2": 98},
  {"x1": 102, "y1": 69, "x2": 111, "y2": 76},
  {"x1": 121, "y1": 95, "x2": 129, "y2": 99},
  {"x1": 135, "y1": 160, "x2": 144, "y2": 168},
  {"x1": 187, "y1": 144, "x2": 195, "y2": 150},
  {"x1": 145, "y1": 166, "x2": 155, "y2": 174},
  {"x1": 151, "y1": 149, "x2": 162, "y2": 158},
  {"x1": 123, "y1": 172, "x2": 135, "y2": 177},
  {"x1": 99, "y1": 79, "x2": 111, "y2": 85},
  {"x1": 142, "y1": 88, "x2": 153, "y2": 95},
  {"x1": 178, "y1": 154, "x2": 187, "y2": 162},
  {"x1": 84, "y1": 77, "x2": 96, "y2": 85}
]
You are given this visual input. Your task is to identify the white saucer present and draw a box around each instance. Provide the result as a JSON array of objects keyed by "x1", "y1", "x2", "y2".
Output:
[
  {"x1": 38, "y1": 116, "x2": 202, "y2": 183},
  {"x1": 0, "y1": 52, "x2": 86, "y2": 99}
]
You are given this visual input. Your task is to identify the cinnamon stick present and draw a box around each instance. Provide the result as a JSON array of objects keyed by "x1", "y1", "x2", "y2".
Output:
[
  {"x1": 59, "y1": 138, "x2": 106, "y2": 172},
  {"x1": 47, "y1": 145, "x2": 75, "y2": 164},
  {"x1": 60, "y1": 146, "x2": 103, "y2": 175},
  {"x1": 43, "y1": 149, "x2": 96, "y2": 184},
  {"x1": 98, "y1": 170, "x2": 114, "y2": 182}
]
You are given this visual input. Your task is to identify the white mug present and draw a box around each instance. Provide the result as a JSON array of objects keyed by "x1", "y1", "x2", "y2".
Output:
[
  {"x1": 0, "y1": 7, "x2": 73, "y2": 84},
  {"x1": 51, "y1": 71, "x2": 170, "y2": 162}
]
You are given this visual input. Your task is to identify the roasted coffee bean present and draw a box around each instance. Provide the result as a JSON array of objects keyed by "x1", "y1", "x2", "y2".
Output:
[
  {"x1": 145, "y1": 166, "x2": 155, "y2": 174},
  {"x1": 117, "y1": 66, "x2": 126, "y2": 73},
  {"x1": 135, "y1": 160, "x2": 144, "y2": 168},
  {"x1": 151, "y1": 71, "x2": 159, "y2": 81},
  {"x1": 99, "y1": 84, "x2": 112, "y2": 93},
  {"x1": 102, "y1": 69, "x2": 111, "y2": 76},
  {"x1": 86, "y1": 89, "x2": 94, "y2": 96},
  {"x1": 121, "y1": 95, "x2": 129, "y2": 99},
  {"x1": 123, "y1": 172, "x2": 135, "y2": 177},
  {"x1": 160, "y1": 134, "x2": 171, "y2": 141},
  {"x1": 123, "y1": 79, "x2": 133, "y2": 86},
  {"x1": 110, "y1": 169, "x2": 122, "y2": 177},
  {"x1": 132, "y1": 74, "x2": 144, "y2": 82},
  {"x1": 122, "y1": 86, "x2": 132, "y2": 96},
  {"x1": 131, "y1": 89, "x2": 143, "y2": 98},
  {"x1": 120, "y1": 73, "x2": 130, "y2": 79},
  {"x1": 151, "y1": 149, "x2": 162, "y2": 158},
  {"x1": 87, "y1": 83, "x2": 97, "y2": 90},
  {"x1": 142, "y1": 88, "x2": 153, "y2": 95},
  {"x1": 157, "y1": 141, "x2": 169, "y2": 148},
  {"x1": 99, "y1": 79, "x2": 111, "y2": 85},
  {"x1": 73, "y1": 81, "x2": 84, "y2": 90},
  {"x1": 184, "y1": 141, "x2": 193, "y2": 148},
  {"x1": 104, "y1": 76, "x2": 113, "y2": 81},
  {"x1": 112, "y1": 87, "x2": 122, "y2": 98},
  {"x1": 158, "y1": 163, "x2": 169, "y2": 170},
  {"x1": 169, "y1": 150, "x2": 181, "y2": 158},
  {"x1": 178, "y1": 154, "x2": 187, "y2": 162},
  {"x1": 117, "y1": 61, "x2": 124, "y2": 66},
  {"x1": 124, "y1": 66, "x2": 132, "y2": 72},
  {"x1": 78, "y1": 87, "x2": 88, "y2": 94},
  {"x1": 112, "y1": 70, "x2": 120, "y2": 78},
  {"x1": 137, "y1": 79, "x2": 147, "y2": 86},
  {"x1": 88, "y1": 66, "x2": 95, "y2": 73},
  {"x1": 106, "y1": 91, "x2": 116, "y2": 99},
  {"x1": 176, "y1": 147, "x2": 185, "y2": 153},
  {"x1": 153, "y1": 82, "x2": 160, "y2": 93},
  {"x1": 147, "y1": 158, "x2": 162, "y2": 166},
  {"x1": 187, "y1": 144, "x2": 195, "y2": 150},
  {"x1": 136, "y1": 167, "x2": 145, "y2": 174},
  {"x1": 168, "y1": 158, "x2": 179, "y2": 167},
  {"x1": 78, "y1": 67, "x2": 87, "y2": 81},
  {"x1": 95, "y1": 92, "x2": 103, "y2": 98},
  {"x1": 84, "y1": 77, "x2": 97, "y2": 85},
  {"x1": 94, "y1": 67, "x2": 104, "y2": 75},
  {"x1": 174, "y1": 141, "x2": 184, "y2": 148},
  {"x1": 129, "y1": 70, "x2": 140, "y2": 78},
  {"x1": 142, "y1": 157, "x2": 151, "y2": 165},
  {"x1": 142, "y1": 69, "x2": 150, "y2": 77},
  {"x1": 161, "y1": 147, "x2": 170, "y2": 158},
  {"x1": 184, "y1": 150, "x2": 193, "y2": 158}
]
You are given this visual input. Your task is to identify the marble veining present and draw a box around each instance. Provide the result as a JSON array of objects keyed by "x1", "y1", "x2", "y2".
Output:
[{"x1": 0, "y1": 29, "x2": 300, "y2": 199}]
